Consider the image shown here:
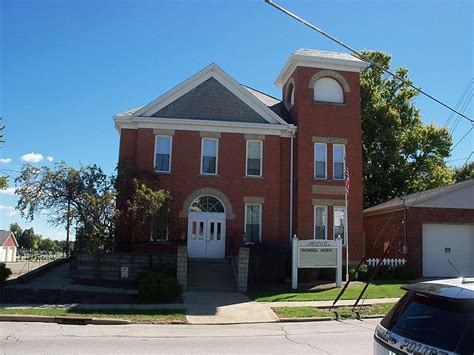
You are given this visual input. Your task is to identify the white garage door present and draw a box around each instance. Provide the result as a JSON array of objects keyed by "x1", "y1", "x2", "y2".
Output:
[{"x1": 422, "y1": 224, "x2": 474, "y2": 277}]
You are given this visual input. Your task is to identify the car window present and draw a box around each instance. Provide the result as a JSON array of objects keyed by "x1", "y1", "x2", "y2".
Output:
[{"x1": 381, "y1": 291, "x2": 474, "y2": 352}]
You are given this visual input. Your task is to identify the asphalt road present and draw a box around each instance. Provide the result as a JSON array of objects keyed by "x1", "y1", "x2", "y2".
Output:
[{"x1": 1, "y1": 319, "x2": 379, "y2": 354}]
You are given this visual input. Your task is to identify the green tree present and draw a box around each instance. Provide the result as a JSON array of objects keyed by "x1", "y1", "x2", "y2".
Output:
[
  {"x1": 16, "y1": 228, "x2": 41, "y2": 250},
  {"x1": 40, "y1": 238, "x2": 57, "y2": 252},
  {"x1": 451, "y1": 162, "x2": 474, "y2": 183},
  {"x1": 9, "y1": 223, "x2": 22, "y2": 239},
  {"x1": 15, "y1": 163, "x2": 116, "y2": 256},
  {"x1": 361, "y1": 51, "x2": 453, "y2": 208}
]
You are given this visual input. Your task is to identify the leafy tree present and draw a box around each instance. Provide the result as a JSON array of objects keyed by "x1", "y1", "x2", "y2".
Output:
[
  {"x1": 9, "y1": 223, "x2": 22, "y2": 239},
  {"x1": 16, "y1": 228, "x2": 42, "y2": 250},
  {"x1": 361, "y1": 51, "x2": 453, "y2": 208},
  {"x1": 115, "y1": 160, "x2": 174, "y2": 250},
  {"x1": 15, "y1": 163, "x2": 116, "y2": 256},
  {"x1": 40, "y1": 238, "x2": 57, "y2": 252},
  {"x1": 451, "y1": 162, "x2": 474, "y2": 183}
]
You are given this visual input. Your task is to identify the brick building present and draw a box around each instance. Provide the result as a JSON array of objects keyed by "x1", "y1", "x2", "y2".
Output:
[
  {"x1": 363, "y1": 179, "x2": 474, "y2": 278},
  {"x1": 113, "y1": 49, "x2": 368, "y2": 264}
]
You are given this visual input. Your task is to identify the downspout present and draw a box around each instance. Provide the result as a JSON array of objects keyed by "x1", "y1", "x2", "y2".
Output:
[{"x1": 289, "y1": 125, "x2": 296, "y2": 244}]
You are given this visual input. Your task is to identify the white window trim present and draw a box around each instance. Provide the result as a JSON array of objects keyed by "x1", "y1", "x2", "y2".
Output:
[
  {"x1": 200, "y1": 137, "x2": 219, "y2": 175},
  {"x1": 333, "y1": 144, "x2": 346, "y2": 180},
  {"x1": 333, "y1": 206, "x2": 346, "y2": 246},
  {"x1": 154, "y1": 135, "x2": 173, "y2": 173},
  {"x1": 313, "y1": 205, "x2": 328, "y2": 240},
  {"x1": 149, "y1": 224, "x2": 169, "y2": 242},
  {"x1": 314, "y1": 142, "x2": 327, "y2": 180},
  {"x1": 245, "y1": 139, "x2": 263, "y2": 177},
  {"x1": 244, "y1": 203, "x2": 262, "y2": 243}
]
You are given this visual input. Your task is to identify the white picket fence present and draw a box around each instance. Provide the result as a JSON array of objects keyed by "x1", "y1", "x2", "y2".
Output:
[{"x1": 366, "y1": 258, "x2": 406, "y2": 267}]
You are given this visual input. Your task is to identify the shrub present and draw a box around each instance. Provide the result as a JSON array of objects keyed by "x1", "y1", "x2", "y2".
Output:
[
  {"x1": 138, "y1": 270, "x2": 182, "y2": 303},
  {"x1": 351, "y1": 263, "x2": 416, "y2": 282},
  {"x1": 0, "y1": 263, "x2": 12, "y2": 283}
]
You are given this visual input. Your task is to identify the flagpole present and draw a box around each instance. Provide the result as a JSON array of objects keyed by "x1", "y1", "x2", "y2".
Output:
[{"x1": 345, "y1": 189, "x2": 349, "y2": 282}]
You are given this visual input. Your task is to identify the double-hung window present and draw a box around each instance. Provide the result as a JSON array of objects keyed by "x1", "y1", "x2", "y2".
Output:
[
  {"x1": 333, "y1": 144, "x2": 345, "y2": 180},
  {"x1": 245, "y1": 203, "x2": 262, "y2": 243},
  {"x1": 155, "y1": 136, "x2": 172, "y2": 173},
  {"x1": 314, "y1": 143, "x2": 327, "y2": 179},
  {"x1": 246, "y1": 140, "x2": 263, "y2": 177},
  {"x1": 333, "y1": 206, "x2": 345, "y2": 244},
  {"x1": 314, "y1": 206, "x2": 327, "y2": 240},
  {"x1": 150, "y1": 222, "x2": 169, "y2": 242},
  {"x1": 201, "y1": 138, "x2": 218, "y2": 175}
]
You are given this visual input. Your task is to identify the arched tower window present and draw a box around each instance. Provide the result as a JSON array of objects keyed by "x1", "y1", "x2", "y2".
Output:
[
  {"x1": 313, "y1": 77, "x2": 344, "y2": 104},
  {"x1": 284, "y1": 78, "x2": 296, "y2": 110}
]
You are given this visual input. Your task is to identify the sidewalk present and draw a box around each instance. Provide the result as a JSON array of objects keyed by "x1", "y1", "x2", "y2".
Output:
[{"x1": 260, "y1": 297, "x2": 400, "y2": 308}]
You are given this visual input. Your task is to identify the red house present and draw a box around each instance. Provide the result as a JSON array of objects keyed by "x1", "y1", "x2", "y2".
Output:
[{"x1": 113, "y1": 49, "x2": 368, "y2": 266}]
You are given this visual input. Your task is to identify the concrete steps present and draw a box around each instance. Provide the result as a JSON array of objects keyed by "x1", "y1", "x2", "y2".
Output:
[{"x1": 188, "y1": 259, "x2": 236, "y2": 292}]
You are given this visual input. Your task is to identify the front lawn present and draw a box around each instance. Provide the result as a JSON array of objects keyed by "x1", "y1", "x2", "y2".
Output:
[
  {"x1": 274, "y1": 302, "x2": 395, "y2": 320},
  {"x1": 247, "y1": 282, "x2": 406, "y2": 302},
  {"x1": 0, "y1": 307, "x2": 186, "y2": 324}
]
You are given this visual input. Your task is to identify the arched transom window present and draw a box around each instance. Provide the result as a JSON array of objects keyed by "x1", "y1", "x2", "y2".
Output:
[
  {"x1": 314, "y1": 77, "x2": 344, "y2": 104},
  {"x1": 190, "y1": 195, "x2": 225, "y2": 213}
]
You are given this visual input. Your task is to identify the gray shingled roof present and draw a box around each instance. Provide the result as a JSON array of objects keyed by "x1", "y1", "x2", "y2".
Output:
[
  {"x1": 0, "y1": 230, "x2": 15, "y2": 246},
  {"x1": 364, "y1": 179, "x2": 474, "y2": 214},
  {"x1": 294, "y1": 49, "x2": 364, "y2": 63},
  {"x1": 151, "y1": 77, "x2": 269, "y2": 124},
  {"x1": 243, "y1": 86, "x2": 292, "y2": 124}
]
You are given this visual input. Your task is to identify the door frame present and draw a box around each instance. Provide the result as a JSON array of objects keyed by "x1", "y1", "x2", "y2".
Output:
[{"x1": 188, "y1": 211, "x2": 226, "y2": 259}]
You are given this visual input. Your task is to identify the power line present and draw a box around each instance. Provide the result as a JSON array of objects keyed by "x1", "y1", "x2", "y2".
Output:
[
  {"x1": 445, "y1": 79, "x2": 473, "y2": 128},
  {"x1": 463, "y1": 151, "x2": 473, "y2": 166},
  {"x1": 450, "y1": 91, "x2": 473, "y2": 134},
  {"x1": 451, "y1": 126, "x2": 473, "y2": 152},
  {"x1": 264, "y1": 0, "x2": 474, "y2": 124}
]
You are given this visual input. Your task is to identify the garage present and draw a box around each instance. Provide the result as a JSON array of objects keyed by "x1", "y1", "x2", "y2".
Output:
[
  {"x1": 0, "y1": 230, "x2": 19, "y2": 263},
  {"x1": 422, "y1": 224, "x2": 474, "y2": 277}
]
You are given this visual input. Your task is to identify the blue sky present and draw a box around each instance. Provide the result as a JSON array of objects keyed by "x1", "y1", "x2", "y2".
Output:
[{"x1": 0, "y1": 0, "x2": 472, "y2": 240}]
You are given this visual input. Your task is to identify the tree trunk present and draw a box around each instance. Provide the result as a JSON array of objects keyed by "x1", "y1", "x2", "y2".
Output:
[{"x1": 66, "y1": 200, "x2": 70, "y2": 257}]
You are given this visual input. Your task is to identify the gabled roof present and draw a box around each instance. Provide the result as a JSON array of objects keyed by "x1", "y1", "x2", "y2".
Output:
[
  {"x1": 364, "y1": 179, "x2": 474, "y2": 215},
  {"x1": 243, "y1": 86, "x2": 292, "y2": 124},
  {"x1": 117, "y1": 64, "x2": 289, "y2": 126},
  {"x1": 275, "y1": 48, "x2": 369, "y2": 87},
  {"x1": 0, "y1": 230, "x2": 18, "y2": 247}
]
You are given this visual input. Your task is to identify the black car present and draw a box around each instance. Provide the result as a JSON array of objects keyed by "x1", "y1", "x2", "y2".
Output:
[{"x1": 374, "y1": 278, "x2": 474, "y2": 355}]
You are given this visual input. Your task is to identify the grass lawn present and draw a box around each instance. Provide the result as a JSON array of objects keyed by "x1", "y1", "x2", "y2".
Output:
[
  {"x1": 274, "y1": 303, "x2": 395, "y2": 320},
  {"x1": 247, "y1": 282, "x2": 406, "y2": 302},
  {"x1": 0, "y1": 307, "x2": 186, "y2": 324}
]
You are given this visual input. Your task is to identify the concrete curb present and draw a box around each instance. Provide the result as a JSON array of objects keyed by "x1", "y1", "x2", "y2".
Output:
[
  {"x1": 0, "y1": 314, "x2": 130, "y2": 325},
  {"x1": 276, "y1": 315, "x2": 384, "y2": 323}
]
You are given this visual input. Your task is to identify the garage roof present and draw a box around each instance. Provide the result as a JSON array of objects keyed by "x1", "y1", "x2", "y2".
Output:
[
  {"x1": 364, "y1": 179, "x2": 474, "y2": 215},
  {"x1": 0, "y1": 230, "x2": 18, "y2": 247}
]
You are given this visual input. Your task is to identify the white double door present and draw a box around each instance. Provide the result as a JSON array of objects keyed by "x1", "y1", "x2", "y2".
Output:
[{"x1": 188, "y1": 212, "x2": 226, "y2": 259}]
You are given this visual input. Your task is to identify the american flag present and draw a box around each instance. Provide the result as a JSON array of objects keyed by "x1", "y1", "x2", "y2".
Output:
[{"x1": 345, "y1": 166, "x2": 350, "y2": 193}]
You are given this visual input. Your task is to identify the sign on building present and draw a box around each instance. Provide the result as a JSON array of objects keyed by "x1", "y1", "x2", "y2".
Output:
[{"x1": 292, "y1": 237, "x2": 342, "y2": 289}]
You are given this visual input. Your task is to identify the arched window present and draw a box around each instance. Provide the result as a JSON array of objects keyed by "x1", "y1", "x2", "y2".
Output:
[
  {"x1": 288, "y1": 84, "x2": 295, "y2": 106},
  {"x1": 314, "y1": 77, "x2": 344, "y2": 104},
  {"x1": 190, "y1": 195, "x2": 225, "y2": 213}
]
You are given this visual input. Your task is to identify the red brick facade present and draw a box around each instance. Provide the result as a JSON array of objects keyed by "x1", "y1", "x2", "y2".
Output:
[
  {"x1": 114, "y1": 51, "x2": 366, "y2": 262},
  {"x1": 283, "y1": 68, "x2": 364, "y2": 261},
  {"x1": 364, "y1": 207, "x2": 474, "y2": 276}
]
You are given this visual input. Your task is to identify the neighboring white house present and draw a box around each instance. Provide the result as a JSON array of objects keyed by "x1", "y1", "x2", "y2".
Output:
[{"x1": 0, "y1": 230, "x2": 18, "y2": 262}]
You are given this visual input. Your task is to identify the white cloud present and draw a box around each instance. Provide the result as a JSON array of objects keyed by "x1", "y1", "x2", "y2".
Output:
[
  {"x1": 21, "y1": 152, "x2": 44, "y2": 163},
  {"x1": 0, "y1": 187, "x2": 16, "y2": 195},
  {"x1": 47, "y1": 156, "x2": 54, "y2": 162},
  {"x1": 0, "y1": 204, "x2": 16, "y2": 216},
  {"x1": 0, "y1": 158, "x2": 12, "y2": 164}
]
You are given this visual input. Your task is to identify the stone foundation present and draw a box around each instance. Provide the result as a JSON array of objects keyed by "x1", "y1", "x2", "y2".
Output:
[{"x1": 70, "y1": 252, "x2": 177, "y2": 283}]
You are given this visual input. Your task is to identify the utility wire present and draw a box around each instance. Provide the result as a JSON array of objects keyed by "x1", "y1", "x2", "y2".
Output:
[
  {"x1": 445, "y1": 79, "x2": 473, "y2": 128},
  {"x1": 463, "y1": 151, "x2": 473, "y2": 166},
  {"x1": 451, "y1": 126, "x2": 473, "y2": 152},
  {"x1": 264, "y1": 0, "x2": 473, "y2": 124},
  {"x1": 450, "y1": 91, "x2": 473, "y2": 134}
]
